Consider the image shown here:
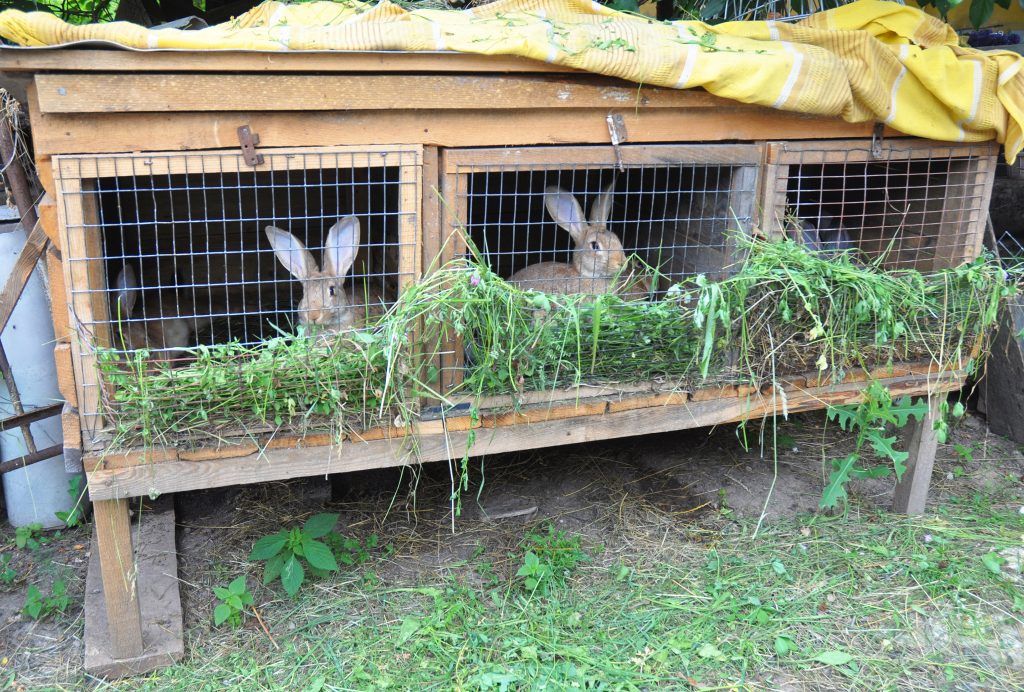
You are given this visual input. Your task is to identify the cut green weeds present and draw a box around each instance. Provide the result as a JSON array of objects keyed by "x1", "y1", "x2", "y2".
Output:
[{"x1": 96, "y1": 239, "x2": 1017, "y2": 451}]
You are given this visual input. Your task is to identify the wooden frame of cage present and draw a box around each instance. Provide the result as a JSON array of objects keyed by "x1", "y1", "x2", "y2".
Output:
[
  {"x1": 54, "y1": 145, "x2": 424, "y2": 449},
  {"x1": 437, "y1": 143, "x2": 764, "y2": 395},
  {"x1": 0, "y1": 47, "x2": 1002, "y2": 678},
  {"x1": 761, "y1": 139, "x2": 998, "y2": 269}
]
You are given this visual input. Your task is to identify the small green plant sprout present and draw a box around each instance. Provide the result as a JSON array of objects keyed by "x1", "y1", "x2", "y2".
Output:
[
  {"x1": 213, "y1": 576, "x2": 253, "y2": 628},
  {"x1": 515, "y1": 524, "x2": 590, "y2": 595},
  {"x1": 55, "y1": 476, "x2": 87, "y2": 528},
  {"x1": 22, "y1": 579, "x2": 69, "y2": 620},
  {"x1": 248, "y1": 513, "x2": 340, "y2": 597},
  {"x1": 932, "y1": 400, "x2": 966, "y2": 444},
  {"x1": 821, "y1": 382, "x2": 930, "y2": 509},
  {"x1": 15, "y1": 523, "x2": 46, "y2": 551},
  {"x1": 516, "y1": 551, "x2": 554, "y2": 596},
  {"x1": 0, "y1": 554, "x2": 16, "y2": 587},
  {"x1": 323, "y1": 532, "x2": 378, "y2": 567}
]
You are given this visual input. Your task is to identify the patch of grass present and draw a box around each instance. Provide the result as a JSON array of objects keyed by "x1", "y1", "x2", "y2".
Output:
[
  {"x1": 516, "y1": 523, "x2": 590, "y2": 595},
  {"x1": 124, "y1": 489, "x2": 1024, "y2": 690}
]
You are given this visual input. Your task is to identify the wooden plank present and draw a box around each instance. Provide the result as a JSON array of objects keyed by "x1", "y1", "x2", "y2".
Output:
[
  {"x1": 725, "y1": 163, "x2": 760, "y2": 264},
  {"x1": 89, "y1": 360, "x2": 952, "y2": 471},
  {"x1": 421, "y1": 147, "x2": 442, "y2": 275},
  {"x1": 759, "y1": 143, "x2": 788, "y2": 239},
  {"x1": 37, "y1": 193, "x2": 60, "y2": 248},
  {"x1": 0, "y1": 219, "x2": 49, "y2": 336},
  {"x1": 437, "y1": 150, "x2": 466, "y2": 394},
  {"x1": 45, "y1": 245, "x2": 70, "y2": 342},
  {"x1": 769, "y1": 139, "x2": 997, "y2": 164},
  {"x1": 35, "y1": 157, "x2": 55, "y2": 200},
  {"x1": 443, "y1": 143, "x2": 764, "y2": 171},
  {"x1": 91, "y1": 498, "x2": 143, "y2": 660},
  {"x1": 55, "y1": 175, "x2": 108, "y2": 441},
  {"x1": 54, "y1": 342, "x2": 77, "y2": 407},
  {"x1": 977, "y1": 300, "x2": 1024, "y2": 444},
  {"x1": 54, "y1": 146, "x2": 412, "y2": 180},
  {"x1": 397, "y1": 150, "x2": 423, "y2": 293},
  {"x1": 966, "y1": 156, "x2": 997, "y2": 263},
  {"x1": 28, "y1": 108, "x2": 883, "y2": 157},
  {"x1": 35, "y1": 74, "x2": 731, "y2": 115},
  {"x1": 892, "y1": 396, "x2": 943, "y2": 514},
  {"x1": 934, "y1": 157, "x2": 974, "y2": 270},
  {"x1": 84, "y1": 496, "x2": 183, "y2": 678},
  {"x1": 84, "y1": 371, "x2": 964, "y2": 500},
  {"x1": 0, "y1": 48, "x2": 578, "y2": 75},
  {"x1": 420, "y1": 146, "x2": 443, "y2": 407},
  {"x1": 62, "y1": 403, "x2": 83, "y2": 473}
]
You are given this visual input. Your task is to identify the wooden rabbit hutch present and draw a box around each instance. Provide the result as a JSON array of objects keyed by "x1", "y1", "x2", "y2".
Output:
[{"x1": 0, "y1": 48, "x2": 998, "y2": 674}]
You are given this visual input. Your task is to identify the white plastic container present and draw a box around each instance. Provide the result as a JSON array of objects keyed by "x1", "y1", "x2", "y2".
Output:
[{"x1": 0, "y1": 219, "x2": 82, "y2": 528}]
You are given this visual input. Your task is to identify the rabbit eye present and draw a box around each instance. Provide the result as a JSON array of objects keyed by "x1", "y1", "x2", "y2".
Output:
[
  {"x1": 590, "y1": 241, "x2": 600, "y2": 250},
  {"x1": 328, "y1": 285, "x2": 336, "y2": 297}
]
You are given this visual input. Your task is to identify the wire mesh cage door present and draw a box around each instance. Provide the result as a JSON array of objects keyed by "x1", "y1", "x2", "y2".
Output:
[
  {"x1": 54, "y1": 145, "x2": 422, "y2": 448},
  {"x1": 762, "y1": 139, "x2": 997, "y2": 272},
  {"x1": 437, "y1": 143, "x2": 764, "y2": 397}
]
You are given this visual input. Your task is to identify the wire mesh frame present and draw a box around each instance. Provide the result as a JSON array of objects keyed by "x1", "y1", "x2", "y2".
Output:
[
  {"x1": 763, "y1": 139, "x2": 998, "y2": 272},
  {"x1": 53, "y1": 145, "x2": 423, "y2": 445},
  {"x1": 437, "y1": 143, "x2": 764, "y2": 395}
]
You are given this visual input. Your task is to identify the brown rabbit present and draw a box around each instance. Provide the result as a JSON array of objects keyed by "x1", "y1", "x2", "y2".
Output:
[
  {"x1": 265, "y1": 216, "x2": 383, "y2": 334},
  {"x1": 508, "y1": 184, "x2": 647, "y2": 298},
  {"x1": 111, "y1": 264, "x2": 205, "y2": 363}
]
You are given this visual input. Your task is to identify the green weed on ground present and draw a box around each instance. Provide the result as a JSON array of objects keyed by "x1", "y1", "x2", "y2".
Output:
[{"x1": 121, "y1": 491, "x2": 1024, "y2": 691}]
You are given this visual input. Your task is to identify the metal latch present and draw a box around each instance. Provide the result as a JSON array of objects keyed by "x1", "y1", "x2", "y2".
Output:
[
  {"x1": 237, "y1": 125, "x2": 264, "y2": 167},
  {"x1": 870, "y1": 122, "x2": 885, "y2": 159},
  {"x1": 607, "y1": 114, "x2": 628, "y2": 172}
]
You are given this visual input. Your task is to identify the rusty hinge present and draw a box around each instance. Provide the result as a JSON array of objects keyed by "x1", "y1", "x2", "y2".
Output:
[
  {"x1": 607, "y1": 114, "x2": 628, "y2": 172},
  {"x1": 237, "y1": 125, "x2": 264, "y2": 167},
  {"x1": 870, "y1": 122, "x2": 885, "y2": 159}
]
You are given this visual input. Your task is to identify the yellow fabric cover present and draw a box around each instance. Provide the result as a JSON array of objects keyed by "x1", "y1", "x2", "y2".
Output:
[{"x1": 3, "y1": 0, "x2": 1024, "y2": 161}]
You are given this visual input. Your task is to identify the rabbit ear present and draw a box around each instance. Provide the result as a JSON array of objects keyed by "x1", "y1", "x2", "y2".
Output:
[
  {"x1": 589, "y1": 181, "x2": 616, "y2": 226},
  {"x1": 544, "y1": 187, "x2": 588, "y2": 244},
  {"x1": 323, "y1": 216, "x2": 360, "y2": 279},
  {"x1": 115, "y1": 265, "x2": 138, "y2": 317},
  {"x1": 265, "y1": 226, "x2": 318, "y2": 281}
]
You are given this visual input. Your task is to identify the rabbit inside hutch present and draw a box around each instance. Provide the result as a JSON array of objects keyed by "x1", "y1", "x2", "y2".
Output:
[
  {"x1": 784, "y1": 157, "x2": 971, "y2": 270},
  {"x1": 97, "y1": 163, "x2": 404, "y2": 355}
]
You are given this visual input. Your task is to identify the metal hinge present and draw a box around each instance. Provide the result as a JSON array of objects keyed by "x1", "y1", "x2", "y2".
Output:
[
  {"x1": 870, "y1": 122, "x2": 885, "y2": 159},
  {"x1": 607, "y1": 114, "x2": 628, "y2": 172},
  {"x1": 237, "y1": 125, "x2": 264, "y2": 167}
]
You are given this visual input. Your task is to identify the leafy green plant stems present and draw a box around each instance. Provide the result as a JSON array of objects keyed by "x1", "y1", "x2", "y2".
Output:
[{"x1": 96, "y1": 239, "x2": 1017, "y2": 453}]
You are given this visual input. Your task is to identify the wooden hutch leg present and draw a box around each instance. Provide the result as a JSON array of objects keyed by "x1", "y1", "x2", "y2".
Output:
[
  {"x1": 893, "y1": 397, "x2": 943, "y2": 515},
  {"x1": 93, "y1": 498, "x2": 144, "y2": 658}
]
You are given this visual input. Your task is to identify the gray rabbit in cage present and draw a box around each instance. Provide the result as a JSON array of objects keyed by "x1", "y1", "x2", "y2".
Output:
[
  {"x1": 792, "y1": 214, "x2": 855, "y2": 257},
  {"x1": 264, "y1": 216, "x2": 384, "y2": 334},
  {"x1": 112, "y1": 264, "x2": 206, "y2": 362},
  {"x1": 507, "y1": 184, "x2": 650, "y2": 299},
  {"x1": 660, "y1": 190, "x2": 746, "y2": 284}
]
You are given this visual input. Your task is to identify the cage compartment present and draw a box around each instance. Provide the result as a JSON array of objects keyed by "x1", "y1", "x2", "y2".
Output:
[
  {"x1": 763, "y1": 140, "x2": 997, "y2": 271},
  {"x1": 438, "y1": 144, "x2": 763, "y2": 395},
  {"x1": 54, "y1": 146, "x2": 422, "y2": 445}
]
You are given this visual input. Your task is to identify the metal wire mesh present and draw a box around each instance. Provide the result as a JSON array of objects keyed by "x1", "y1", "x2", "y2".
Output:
[
  {"x1": 452, "y1": 161, "x2": 757, "y2": 292},
  {"x1": 440, "y1": 153, "x2": 759, "y2": 392},
  {"x1": 776, "y1": 142, "x2": 993, "y2": 271},
  {"x1": 55, "y1": 147, "x2": 421, "y2": 434}
]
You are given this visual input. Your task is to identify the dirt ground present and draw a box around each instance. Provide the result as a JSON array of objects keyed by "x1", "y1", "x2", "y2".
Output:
[{"x1": 1, "y1": 406, "x2": 1023, "y2": 688}]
